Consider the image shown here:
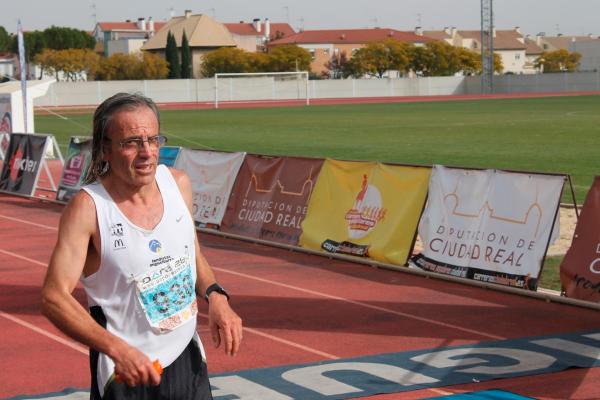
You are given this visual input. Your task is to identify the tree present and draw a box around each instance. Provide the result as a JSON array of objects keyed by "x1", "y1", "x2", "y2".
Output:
[
  {"x1": 422, "y1": 41, "x2": 462, "y2": 76},
  {"x1": 536, "y1": 49, "x2": 581, "y2": 72},
  {"x1": 407, "y1": 45, "x2": 432, "y2": 76},
  {"x1": 267, "y1": 45, "x2": 311, "y2": 72},
  {"x1": 246, "y1": 51, "x2": 269, "y2": 73},
  {"x1": 0, "y1": 26, "x2": 11, "y2": 53},
  {"x1": 11, "y1": 30, "x2": 46, "y2": 62},
  {"x1": 42, "y1": 26, "x2": 95, "y2": 50},
  {"x1": 343, "y1": 40, "x2": 412, "y2": 78},
  {"x1": 165, "y1": 31, "x2": 180, "y2": 79},
  {"x1": 493, "y1": 53, "x2": 504, "y2": 74},
  {"x1": 201, "y1": 47, "x2": 250, "y2": 77},
  {"x1": 33, "y1": 48, "x2": 99, "y2": 81},
  {"x1": 140, "y1": 52, "x2": 169, "y2": 80},
  {"x1": 456, "y1": 47, "x2": 481, "y2": 75},
  {"x1": 95, "y1": 52, "x2": 168, "y2": 80},
  {"x1": 33, "y1": 48, "x2": 56, "y2": 79},
  {"x1": 180, "y1": 30, "x2": 191, "y2": 78},
  {"x1": 324, "y1": 51, "x2": 349, "y2": 79},
  {"x1": 343, "y1": 50, "x2": 371, "y2": 78},
  {"x1": 407, "y1": 42, "x2": 500, "y2": 76}
]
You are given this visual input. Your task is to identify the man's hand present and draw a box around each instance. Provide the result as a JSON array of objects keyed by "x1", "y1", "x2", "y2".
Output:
[
  {"x1": 208, "y1": 294, "x2": 243, "y2": 356},
  {"x1": 112, "y1": 343, "x2": 161, "y2": 387}
]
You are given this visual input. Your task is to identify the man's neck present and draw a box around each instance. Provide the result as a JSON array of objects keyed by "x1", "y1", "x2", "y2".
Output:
[{"x1": 102, "y1": 175, "x2": 159, "y2": 205}]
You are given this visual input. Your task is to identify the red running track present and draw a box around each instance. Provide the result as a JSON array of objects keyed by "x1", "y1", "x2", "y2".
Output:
[{"x1": 1, "y1": 193, "x2": 600, "y2": 399}]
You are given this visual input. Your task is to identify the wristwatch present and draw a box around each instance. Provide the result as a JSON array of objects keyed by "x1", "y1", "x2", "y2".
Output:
[{"x1": 204, "y1": 283, "x2": 230, "y2": 303}]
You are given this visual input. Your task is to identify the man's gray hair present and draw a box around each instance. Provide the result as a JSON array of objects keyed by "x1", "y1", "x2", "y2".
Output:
[{"x1": 84, "y1": 92, "x2": 160, "y2": 184}]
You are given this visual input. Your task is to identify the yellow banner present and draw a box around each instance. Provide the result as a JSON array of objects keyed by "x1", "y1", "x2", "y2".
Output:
[{"x1": 300, "y1": 159, "x2": 430, "y2": 265}]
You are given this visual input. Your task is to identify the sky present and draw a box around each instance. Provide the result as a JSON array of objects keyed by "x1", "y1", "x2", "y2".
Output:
[{"x1": 1, "y1": 0, "x2": 598, "y2": 37}]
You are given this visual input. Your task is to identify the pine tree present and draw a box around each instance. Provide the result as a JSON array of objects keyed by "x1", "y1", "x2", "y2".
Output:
[
  {"x1": 166, "y1": 31, "x2": 180, "y2": 79},
  {"x1": 180, "y1": 30, "x2": 192, "y2": 78}
]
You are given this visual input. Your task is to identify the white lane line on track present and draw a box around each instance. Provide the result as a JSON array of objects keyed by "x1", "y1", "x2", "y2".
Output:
[
  {"x1": 2, "y1": 213, "x2": 503, "y2": 343},
  {"x1": 0, "y1": 245, "x2": 341, "y2": 361},
  {"x1": 0, "y1": 213, "x2": 58, "y2": 231},
  {"x1": 0, "y1": 248, "x2": 48, "y2": 267},
  {"x1": 0, "y1": 310, "x2": 88, "y2": 355},
  {"x1": 214, "y1": 267, "x2": 505, "y2": 341},
  {"x1": 0, "y1": 210, "x2": 471, "y2": 397},
  {"x1": 198, "y1": 312, "x2": 339, "y2": 360}
]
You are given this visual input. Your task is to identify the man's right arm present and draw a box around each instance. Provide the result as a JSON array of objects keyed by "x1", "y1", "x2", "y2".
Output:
[{"x1": 41, "y1": 191, "x2": 160, "y2": 387}]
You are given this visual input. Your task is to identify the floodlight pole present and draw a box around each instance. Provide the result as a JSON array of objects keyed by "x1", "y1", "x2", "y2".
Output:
[{"x1": 481, "y1": 0, "x2": 494, "y2": 94}]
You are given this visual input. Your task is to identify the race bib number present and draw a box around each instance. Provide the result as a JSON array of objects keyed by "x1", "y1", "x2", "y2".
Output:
[{"x1": 135, "y1": 257, "x2": 198, "y2": 333}]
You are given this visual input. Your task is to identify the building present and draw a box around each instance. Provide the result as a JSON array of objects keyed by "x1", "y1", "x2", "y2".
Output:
[
  {"x1": 142, "y1": 11, "x2": 237, "y2": 78},
  {"x1": 523, "y1": 37, "x2": 544, "y2": 73},
  {"x1": 417, "y1": 27, "x2": 532, "y2": 74},
  {"x1": 527, "y1": 34, "x2": 599, "y2": 72},
  {"x1": 420, "y1": 27, "x2": 462, "y2": 47},
  {"x1": 268, "y1": 28, "x2": 433, "y2": 76},
  {"x1": 0, "y1": 54, "x2": 16, "y2": 81},
  {"x1": 535, "y1": 34, "x2": 598, "y2": 52},
  {"x1": 93, "y1": 18, "x2": 166, "y2": 56},
  {"x1": 224, "y1": 19, "x2": 295, "y2": 52},
  {"x1": 569, "y1": 39, "x2": 600, "y2": 71},
  {"x1": 461, "y1": 29, "x2": 527, "y2": 74}
]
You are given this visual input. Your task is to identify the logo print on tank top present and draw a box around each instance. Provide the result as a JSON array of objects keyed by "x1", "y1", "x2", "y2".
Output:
[
  {"x1": 110, "y1": 222, "x2": 126, "y2": 250},
  {"x1": 149, "y1": 239, "x2": 162, "y2": 253}
]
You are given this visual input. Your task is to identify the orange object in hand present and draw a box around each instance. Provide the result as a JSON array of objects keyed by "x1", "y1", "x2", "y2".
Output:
[{"x1": 114, "y1": 359, "x2": 163, "y2": 384}]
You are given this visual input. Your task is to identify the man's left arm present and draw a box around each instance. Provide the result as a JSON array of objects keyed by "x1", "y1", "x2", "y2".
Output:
[{"x1": 171, "y1": 167, "x2": 243, "y2": 356}]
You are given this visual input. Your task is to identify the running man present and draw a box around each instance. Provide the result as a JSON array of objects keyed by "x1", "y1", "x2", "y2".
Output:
[{"x1": 41, "y1": 93, "x2": 242, "y2": 399}]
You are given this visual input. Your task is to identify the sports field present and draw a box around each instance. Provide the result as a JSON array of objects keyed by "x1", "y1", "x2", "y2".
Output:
[{"x1": 36, "y1": 95, "x2": 599, "y2": 203}]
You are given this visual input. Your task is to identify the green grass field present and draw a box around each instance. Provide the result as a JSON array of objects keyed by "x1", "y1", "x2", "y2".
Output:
[
  {"x1": 36, "y1": 95, "x2": 594, "y2": 292},
  {"x1": 37, "y1": 95, "x2": 600, "y2": 203}
]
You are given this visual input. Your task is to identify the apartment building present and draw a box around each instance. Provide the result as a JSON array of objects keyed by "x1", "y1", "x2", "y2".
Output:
[
  {"x1": 268, "y1": 28, "x2": 433, "y2": 76},
  {"x1": 224, "y1": 18, "x2": 295, "y2": 52},
  {"x1": 93, "y1": 18, "x2": 166, "y2": 56}
]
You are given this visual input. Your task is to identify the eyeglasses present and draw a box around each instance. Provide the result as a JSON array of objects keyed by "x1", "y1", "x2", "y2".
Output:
[{"x1": 107, "y1": 135, "x2": 168, "y2": 152}]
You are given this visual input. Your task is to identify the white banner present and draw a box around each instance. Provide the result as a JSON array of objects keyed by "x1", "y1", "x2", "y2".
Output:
[
  {"x1": 174, "y1": 149, "x2": 245, "y2": 227},
  {"x1": 415, "y1": 165, "x2": 564, "y2": 289}
]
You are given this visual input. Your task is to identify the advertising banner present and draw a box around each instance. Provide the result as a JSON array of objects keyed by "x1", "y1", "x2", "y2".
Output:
[
  {"x1": 413, "y1": 165, "x2": 564, "y2": 290},
  {"x1": 174, "y1": 149, "x2": 245, "y2": 227},
  {"x1": 159, "y1": 146, "x2": 181, "y2": 167},
  {"x1": 299, "y1": 159, "x2": 431, "y2": 265},
  {"x1": 0, "y1": 96, "x2": 12, "y2": 159},
  {"x1": 220, "y1": 155, "x2": 324, "y2": 245},
  {"x1": 560, "y1": 176, "x2": 600, "y2": 302},
  {"x1": 0, "y1": 133, "x2": 49, "y2": 196},
  {"x1": 56, "y1": 137, "x2": 92, "y2": 202}
]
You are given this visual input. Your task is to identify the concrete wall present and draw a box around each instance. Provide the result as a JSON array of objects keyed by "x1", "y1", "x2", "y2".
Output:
[
  {"x1": 34, "y1": 72, "x2": 600, "y2": 107},
  {"x1": 571, "y1": 41, "x2": 600, "y2": 72},
  {"x1": 463, "y1": 71, "x2": 600, "y2": 94}
]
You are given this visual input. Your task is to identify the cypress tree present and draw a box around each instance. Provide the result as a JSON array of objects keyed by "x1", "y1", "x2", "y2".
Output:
[
  {"x1": 180, "y1": 30, "x2": 192, "y2": 78},
  {"x1": 166, "y1": 31, "x2": 180, "y2": 79}
]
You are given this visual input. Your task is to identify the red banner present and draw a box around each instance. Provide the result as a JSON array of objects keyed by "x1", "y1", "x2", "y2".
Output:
[
  {"x1": 220, "y1": 155, "x2": 323, "y2": 245},
  {"x1": 560, "y1": 176, "x2": 600, "y2": 302}
]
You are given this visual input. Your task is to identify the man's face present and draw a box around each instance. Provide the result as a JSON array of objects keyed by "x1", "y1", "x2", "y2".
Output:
[{"x1": 103, "y1": 106, "x2": 160, "y2": 188}]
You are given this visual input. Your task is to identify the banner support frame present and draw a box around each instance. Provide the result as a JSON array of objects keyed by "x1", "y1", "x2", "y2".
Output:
[
  {"x1": 535, "y1": 175, "x2": 567, "y2": 291},
  {"x1": 566, "y1": 174, "x2": 579, "y2": 219}
]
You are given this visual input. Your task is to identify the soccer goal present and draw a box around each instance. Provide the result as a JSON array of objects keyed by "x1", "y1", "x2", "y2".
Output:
[{"x1": 214, "y1": 71, "x2": 310, "y2": 109}]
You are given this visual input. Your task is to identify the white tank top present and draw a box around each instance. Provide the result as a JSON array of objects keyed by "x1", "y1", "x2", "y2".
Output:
[{"x1": 81, "y1": 165, "x2": 203, "y2": 396}]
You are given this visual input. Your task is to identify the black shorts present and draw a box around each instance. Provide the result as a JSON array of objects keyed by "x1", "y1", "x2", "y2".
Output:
[{"x1": 90, "y1": 339, "x2": 213, "y2": 400}]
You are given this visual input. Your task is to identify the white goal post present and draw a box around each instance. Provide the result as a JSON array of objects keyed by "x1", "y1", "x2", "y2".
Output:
[{"x1": 214, "y1": 71, "x2": 310, "y2": 109}]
